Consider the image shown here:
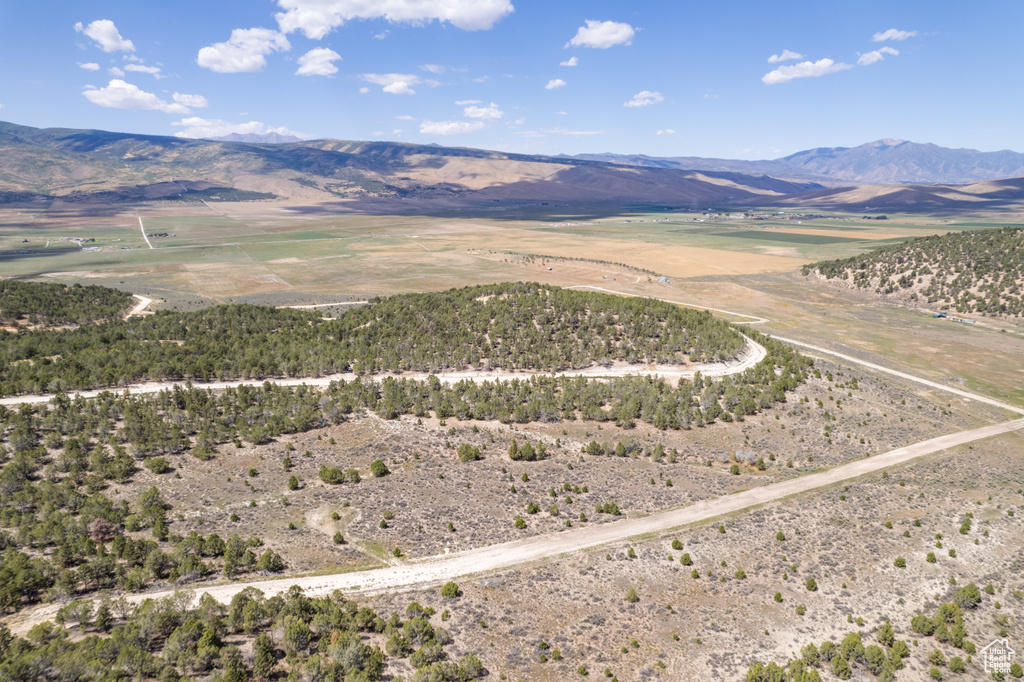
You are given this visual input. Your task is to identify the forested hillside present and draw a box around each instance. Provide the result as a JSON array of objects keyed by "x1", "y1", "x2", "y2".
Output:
[
  {"x1": 0, "y1": 282, "x2": 746, "y2": 397},
  {"x1": 804, "y1": 227, "x2": 1024, "y2": 317},
  {"x1": 0, "y1": 280, "x2": 133, "y2": 327}
]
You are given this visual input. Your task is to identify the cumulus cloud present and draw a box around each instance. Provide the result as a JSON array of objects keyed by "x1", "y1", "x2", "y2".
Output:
[
  {"x1": 762, "y1": 58, "x2": 852, "y2": 84},
  {"x1": 566, "y1": 20, "x2": 635, "y2": 49},
  {"x1": 125, "y1": 64, "x2": 161, "y2": 76},
  {"x1": 767, "y1": 49, "x2": 803, "y2": 64},
  {"x1": 454, "y1": 99, "x2": 480, "y2": 106},
  {"x1": 623, "y1": 90, "x2": 663, "y2": 108},
  {"x1": 858, "y1": 46, "x2": 898, "y2": 66},
  {"x1": 296, "y1": 47, "x2": 341, "y2": 75},
  {"x1": 172, "y1": 93, "x2": 209, "y2": 108},
  {"x1": 78, "y1": 62, "x2": 100, "y2": 71},
  {"x1": 274, "y1": 0, "x2": 514, "y2": 39},
  {"x1": 82, "y1": 79, "x2": 190, "y2": 113},
  {"x1": 171, "y1": 117, "x2": 301, "y2": 139},
  {"x1": 656, "y1": 129, "x2": 676, "y2": 136},
  {"x1": 74, "y1": 19, "x2": 135, "y2": 53},
  {"x1": 560, "y1": 56, "x2": 579, "y2": 66},
  {"x1": 872, "y1": 28, "x2": 917, "y2": 42},
  {"x1": 420, "y1": 64, "x2": 445, "y2": 74},
  {"x1": 198, "y1": 28, "x2": 290, "y2": 73},
  {"x1": 463, "y1": 102, "x2": 503, "y2": 119},
  {"x1": 419, "y1": 120, "x2": 485, "y2": 135},
  {"x1": 545, "y1": 78, "x2": 566, "y2": 90},
  {"x1": 360, "y1": 73, "x2": 422, "y2": 94},
  {"x1": 108, "y1": 66, "x2": 125, "y2": 77}
]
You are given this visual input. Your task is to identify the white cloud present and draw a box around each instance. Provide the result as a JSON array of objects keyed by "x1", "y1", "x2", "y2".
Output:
[
  {"x1": 566, "y1": 20, "x2": 635, "y2": 49},
  {"x1": 560, "y1": 56, "x2": 579, "y2": 66},
  {"x1": 395, "y1": 114, "x2": 415, "y2": 120},
  {"x1": 74, "y1": 19, "x2": 135, "y2": 53},
  {"x1": 623, "y1": 90, "x2": 663, "y2": 108},
  {"x1": 125, "y1": 64, "x2": 161, "y2": 76},
  {"x1": 296, "y1": 47, "x2": 341, "y2": 75},
  {"x1": 463, "y1": 102, "x2": 502, "y2": 119},
  {"x1": 555, "y1": 111, "x2": 567, "y2": 115},
  {"x1": 274, "y1": 0, "x2": 514, "y2": 39},
  {"x1": 761, "y1": 58, "x2": 853, "y2": 84},
  {"x1": 173, "y1": 92, "x2": 209, "y2": 108},
  {"x1": 197, "y1": 28, "x2": 290, "y2": 73},
  {"x1": 454, "y1": 99, "x2": 480, "y2": 106},
  {"x1": 360, "y1": 73, "x2": 421, "y2": 94},
  {"x1": 872, "y1": 28, "x2": 917, "y2": 42},
  {"x1": 82, "y1": 79, "x2": 190, "y2": 113},
  {"x1": 767, "y1": 49, "x2": 803, "y2": 64},
  {"x1": 359, "y1": 87, "x2": 369, "y2": 94},
  {"x1": 78, "y1": 62, "x2": 100, "y2": 71},
  {"x1": 545, "y1": 78, "x2": 566, "y2": 90},
  {"x1": 374, "y1": 30, "x2": 389, "y2": 39},
  {"x1": 656, "y1": 129, "x2": 676, "y2": 136},
  {"x1": 108, "y1": 67, "x2": 125, "y2": 77},
  {"x1": 858, "y1": 46, "x2": 898, "y2": 66},
  {"x1": 420, "y1": 120, "x2": 486, "y2": 135},
  {"x1": 420, "y1": 64, "x2": 445, "y2": 74},
  {"x1": 171, "y1": 117, "x2": 301, "y2": 139}
]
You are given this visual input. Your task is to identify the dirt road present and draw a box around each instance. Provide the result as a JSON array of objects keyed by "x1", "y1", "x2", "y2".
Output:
[
  {"x1": 0, "y1": 336, "x2": 766, "y2": 407},
  {"x1": 124, "y1": 295, "x2": 153, "y2": 320},
  {"x1": 14, "y1": 415, "x2": 1022, "y2": 633}
]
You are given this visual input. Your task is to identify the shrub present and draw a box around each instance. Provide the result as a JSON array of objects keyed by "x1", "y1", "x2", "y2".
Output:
[
  {"x1": 734, "y1": 568, "x2": 746, "y2": 580},
  {"x1": 894, "y1": 557, "x2": 907, "y2": 568},
  {"x1": 288, "y1": 475, "x2": 300, "y2": 490},
  {"x1": 805, "y1": 578, "x2": 818, "y2": 591},
  {"x1": 441, "y1": 581, "x2": 461, "y2": 599},
  {"x1": 625, "y1": 587, "x2": 639, "y2": 603},
  {"x1": 730, "y1": 464, "x2": 740, "y2": 475},
  {"x1": 370, "y1": 459, "x2": 390, "y2": 477},
  {"x1": 144, "y1": 457, "x2": 170, "y2": 474},
  {"x1": 457, "y1": 444, "x2": 481, "y2": 462},
  {"x1": 319, "y1": 466, "x2": 345, "y2": 484},
  {"x1": 776, "y1": 531, "x2": 786, "y2": 541},
  {"x1": 627, "y1": 547, "x2": 636, "y2": 559},
  {"x1": 596, "y1": 502, "x2": 621, "y2": 515},
  {"x1": 671, "y1": 539, "x2": 683, "y2": 550},
  {"x1": 928, "y1": 666, "x2": 942, "y2": 680},
  {"x1": 949, "y1": 657, "x2": 965, "y2": 673},
  {"x1": 514, "y1": 516, "x2": 526, "y2": 529},
  {"x1": 526, "y1": 502, "x2": 540, "y2": 514},
  {"x1": 333, "y1": 532, "x2": 344, "y2": 544},
  {"x1": 795, "y1": 605, "x2": 807, "y2": 616},
  {"x1": 926, "y1": 552, "x2": 937, "y2": 563},
  {"x1": 577, "y1": 665, "x2": 588, "y2": 676},
  {"x1": 680, "y1": 553, "x2": 692, "y2": 566},
  {"x1": 774, "y1": 592, "x2": 783, "y2": 603}
]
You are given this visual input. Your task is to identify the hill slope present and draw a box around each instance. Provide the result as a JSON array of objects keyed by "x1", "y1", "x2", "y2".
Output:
[
  {"x1": 804, "y1": 227, "x2": 1024, "y2": 319},
  {"x1": 0, "y1": 121, "x2": 820, "y2": 206}
]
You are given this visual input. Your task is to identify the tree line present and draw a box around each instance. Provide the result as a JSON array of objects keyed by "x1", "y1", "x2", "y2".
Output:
[{"x1": 0, "y1": 280, "x2": 133, "y2": 327}]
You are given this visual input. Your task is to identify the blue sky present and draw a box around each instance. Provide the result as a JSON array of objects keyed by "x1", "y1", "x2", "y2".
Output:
[{"x1": 1, "y1": 1, "x2": 1021, "y2": 158}]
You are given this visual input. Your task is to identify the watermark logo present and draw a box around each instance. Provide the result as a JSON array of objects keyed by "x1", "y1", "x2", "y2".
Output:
[{"x1": 981, "y1": 638, "x2": 1015, "y2": 674}]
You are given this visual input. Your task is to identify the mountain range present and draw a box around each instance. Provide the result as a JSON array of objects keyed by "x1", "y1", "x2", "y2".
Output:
[
  {"x1": 571, "y1": 139, "x2": 1024, "y2": 186},
  {"x1": 1, "y1": 120, "x2": 1023, "y2": 213}
]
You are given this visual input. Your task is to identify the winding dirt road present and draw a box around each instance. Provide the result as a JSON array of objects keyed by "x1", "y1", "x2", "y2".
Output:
[{"x1": 0, "y1": 336, "x2": 766, "y2": 407}]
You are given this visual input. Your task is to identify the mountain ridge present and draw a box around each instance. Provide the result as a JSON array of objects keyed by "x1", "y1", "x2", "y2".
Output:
[{"x1": 572, "y1": 139, "x2": 1024, "y2": 186}]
